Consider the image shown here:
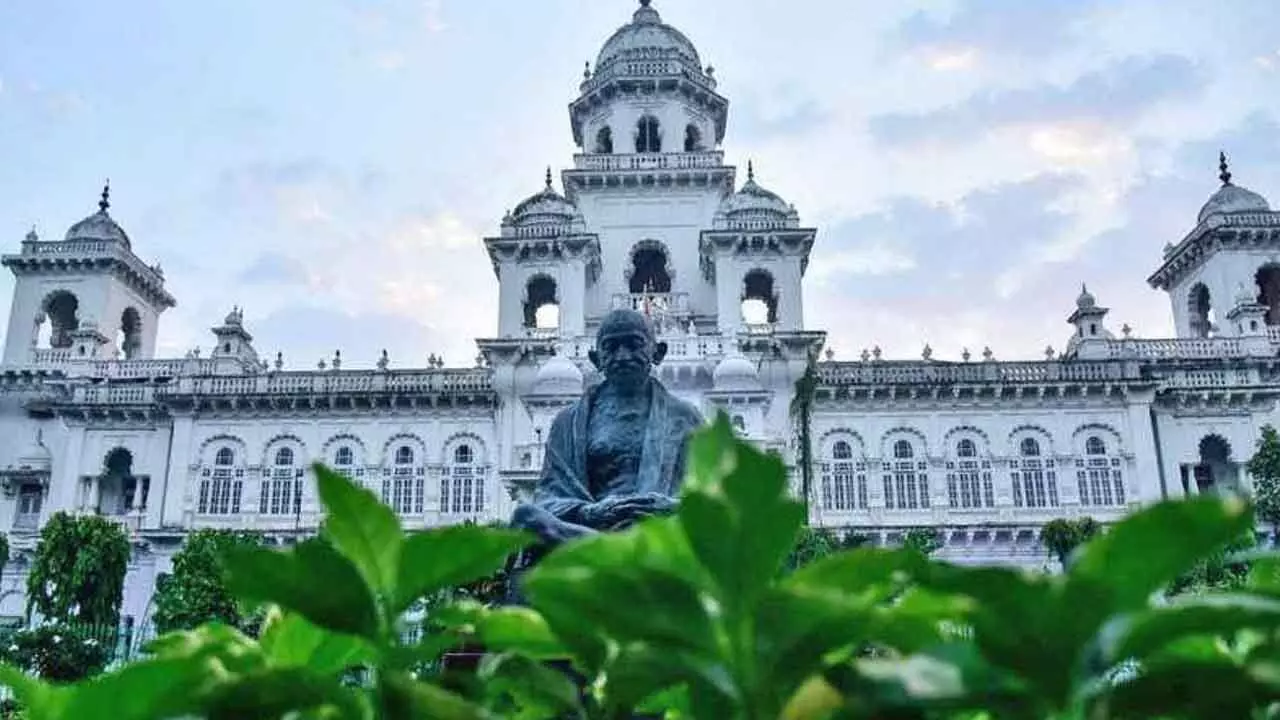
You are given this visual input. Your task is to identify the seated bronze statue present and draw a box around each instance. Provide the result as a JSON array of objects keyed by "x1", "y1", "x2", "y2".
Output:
[{"x1": 511, "y1": 309, "x2": 704, "y2": 545}]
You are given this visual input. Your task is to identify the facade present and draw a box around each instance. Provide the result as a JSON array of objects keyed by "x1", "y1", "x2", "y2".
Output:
[{"x1": 0, "y1": 0, "x2": 1277, "y2": 629}]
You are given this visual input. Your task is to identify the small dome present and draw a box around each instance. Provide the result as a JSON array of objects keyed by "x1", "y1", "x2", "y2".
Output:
[
  {"x1": 533, "y1": 354, "x2": 583, "y2": 395},
  {"x1": 506, "y1": 170, "x2": 582, "y2": 231},
  {"x1": 15, "y1": 433, "x2": 51, "y2": 472},
  {"x1": 716, "y1": 163, "x2": 800, "y2": 229},
  {"x1": 713, "y1": 349, "x2": 760, "y2": 391},
  {"x1": 595, "y1": 1, "x2": 702, "y2": 78},
  {"x1": 1076, "y1": 284, "x2": 1096, "y2": 310},
  {"x1": 65, "y1": 183, "x2": 131, "y2": 247},
  {"x1": 1198, "y1": 184, "x2": 1270, "y2": 224},
  {"x1": 1198, "y1": 152, "x2": 1271, "y2": 224}
]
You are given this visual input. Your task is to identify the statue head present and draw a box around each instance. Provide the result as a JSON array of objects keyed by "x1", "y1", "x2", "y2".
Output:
[{"x1": 589, "y1": 309, "x2": 667, "y2": 390}]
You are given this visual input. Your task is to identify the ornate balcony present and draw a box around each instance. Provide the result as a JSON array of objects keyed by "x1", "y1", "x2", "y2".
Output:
[{"x1": 573, "y1": 151, "x2": 723, "y2": 172}]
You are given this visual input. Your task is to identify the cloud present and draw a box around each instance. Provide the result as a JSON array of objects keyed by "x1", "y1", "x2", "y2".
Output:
[
  {"x1": 249, "y1": 305, "x2": 447, "y2": 370},
  {"x1": 891, "y1": 0, "x2": 1102, "y2": 60},
  {"x1": 734, "y1": 85, "x2": 831, "y2": 141},
  {"x1": 237, "y1": 253, "x2": 310, "y2": 286},
  {"x1": 868, "y1": 54, "x2": 1206, "y2": 147},
  {"x1": 808, "y1": 173, "x2": 1090, "y2": 358}
]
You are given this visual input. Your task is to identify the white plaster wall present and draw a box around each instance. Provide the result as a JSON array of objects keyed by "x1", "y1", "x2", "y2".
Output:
[
  {"x1": 583, "y1": 101, "x2": 715, "y2": 155},
  {"x1": 575, "y1": 188, "x2": 726, "y2": 321},
  {"x1": 1170, "y1": 246, "x2": 1280, "y2": 338}
]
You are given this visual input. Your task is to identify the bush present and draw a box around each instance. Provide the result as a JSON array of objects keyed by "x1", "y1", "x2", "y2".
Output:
[
  {"x1": 0, "y1": 624, "x2": 110, "y2": 683},
  {"x1": 151, "y1": 529, "x2": 264, "y2": 635}
]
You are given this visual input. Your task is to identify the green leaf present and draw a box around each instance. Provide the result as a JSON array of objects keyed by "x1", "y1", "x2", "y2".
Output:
[
  {"x1": 259, "y1": 612, "x2": 379, "y2": 674},
  {"x1": 313, "y1": 463, "x2": 403, "y2": 601},
  {"x1": 1101, "y1": 593, "x2": 1280, "y2": 663},
  {"x1": 54, "y1": 656, "x2": 223, "y2": 720},
  {"x1": 783, "y1": 547, "x2": 923, "y2": 600},
  {"x1": 434, "y1": 603, "x2": 566, "y2": 660},
  {"x1": 380, "y1": 671, "x2": 493, "y2": 719},
  {"x1": 1102, "y1": 658, "x2": 1278, "y2": 719},
  {"x1": 227, "y1": 538, "x2": 381, "y2": 639},
  {"x1": 201, "y1": 667, "x2": 368, "y2": 720},
  {"x1": 477, "y1": 652, "x2": 583, "y2": 719},
  {"x1": 0, "y1": 662, "x2": 66, "y2": 718},
  {"x1": 395, "y1": 525, "x2": 530, "y2": 614},
  {"x1": 680, "y1": 415, "x2": 806, "y2": 610},
  {"x1": 1070, "y1": 495, "x2": 1252, "y2": 612}
]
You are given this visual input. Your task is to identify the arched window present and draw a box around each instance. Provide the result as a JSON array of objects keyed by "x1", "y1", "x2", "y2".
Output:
[
  {"x1": 635, "y1": 115, "x2": 661, "y2": 153},
  {"x1": 1077, "y1": 434, "x2": 1125, "y2": 507},
  {"x1": 385, "y1": 444, "x2": 424, "y2": 515},
  {"x1": 595, "y1": 125, "x2": 613, "y2": 154},
  {"x1": 40, "y1": 291, "x2": 79, "y2": 349},
  {"x1": 947, "y1": 438, "x2": 993, "y2": 509},
  {"x1": 741, "y1": 269, "x2": 778, "y2": 327},
  {"x1": 200, "y1": 445, "x2": 244, "y2": 515},
  {"x1": 1085, "y1": 436, "x2": 1106, "y2": 456},
  {"x1": 822, "y1": 438, "x2": 866, "y2": 511},
  {"x1": 118, "y1": 307, "x2": 142, "y2": 360},
  {"x1": 628, "y1": 243, "x2": 672, "y2": 294},
  {"x1": 523, "y1": 275, "x2": 559, "y2": 331},
  {"x1": 1257, "y1": 265, "x2": 1280, "y2": 325},
  {"x1": 1012, "y1": 435, "x2": 1058, "y2": 509},
  {"x1": 1188, "y1": 283, "x2": 1213, "y2": 338},
  {"x1": 261, "y1": 444, "x2": 303, "y2": 516},
  {"x1": 884, "y1": 438, "x2": 928, "y2": 510},
  {"x1": 335, "y1": 446, "x2": 354, "y2": 467},
  {"x1": 684, "y1": 124, "x2": 702, "y2": 152},
  {"x1": 443, "y1": 442, "x2": 485, "y2": 516}
]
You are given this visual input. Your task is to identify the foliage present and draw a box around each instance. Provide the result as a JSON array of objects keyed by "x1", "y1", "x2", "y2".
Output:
[
  {"x1": 1247, "y1": 424, "x2": 1280, "y2": 534},
  {"x1": 1167, "y1": 530, "x2": 1257, "y2": 596},
  {"x1": 25, "y1": 513, "x2": 130, "y2": 626},
  {"x1": 902, "y1": 527, "x2": 943, "y2": 556},
  {"x1": 151, "y1": 529, "x2": 264, "y2": 635},
  {"x1": 1041, "y1": 516, "x2": 1101, "y2": 567},
  {"x1": 0, "y1": 624, "x2": 110, "y2": 682},
  {"x1": 1, "y1": 418, "x2": 1279, "y2": 719},
  {"x1": 788, "y1": 353, "x2": 820, "y2": 517}
]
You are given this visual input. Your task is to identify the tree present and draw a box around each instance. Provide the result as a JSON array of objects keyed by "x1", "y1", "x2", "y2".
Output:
[
  {"x1": 902, "y1": 527, "x2": 943, "y2": 556},
  {"x1": 1040, "y1": 517, "x2": 1100, "y2": 568},
  {"x1": 1246, "y1": 424, "x2": 1280, "y2": 538},
  {"x1": 26, "y1": 513, "x2": 130, "y2": 626},
  {"x1": 152, "y1": 529, "x2": 264, "y2": 634}
]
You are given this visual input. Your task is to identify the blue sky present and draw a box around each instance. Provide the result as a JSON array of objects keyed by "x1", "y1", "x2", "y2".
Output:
[{"x1": 0, "y1": 0, "x2": 1277, "y2": 367}]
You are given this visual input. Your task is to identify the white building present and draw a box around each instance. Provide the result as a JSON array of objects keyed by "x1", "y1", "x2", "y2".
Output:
[{"x1": 0, "y1": 0, "x2": 1276, "y2": 628}]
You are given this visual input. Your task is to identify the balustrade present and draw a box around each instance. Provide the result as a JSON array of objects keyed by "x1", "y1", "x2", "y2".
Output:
[{"x1": 574, "y1": 151, "x2": 723, "y2": 172}]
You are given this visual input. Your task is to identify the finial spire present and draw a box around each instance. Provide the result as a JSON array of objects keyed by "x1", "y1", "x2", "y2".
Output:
[
  {"x1": 1219, "y1": 150, "x2": 1233, "y2": 186},
  {"x1": 544, "y1": 166, "x2": 552, "y2": 189},
  {"x1": 747, "y1": 160, "x2": 755, "y2": 182},
  {"x1": 99, "y1": 179, "x2": 110, "y2": 212}
]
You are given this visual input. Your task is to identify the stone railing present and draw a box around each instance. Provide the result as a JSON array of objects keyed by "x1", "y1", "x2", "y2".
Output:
[
  {"x1": 817, "y1": 360, "x2": 1139, "y2": 386},
  {"x1": 583, "y1": 56, "x2": 713, "y2": 89},
  {"x1": 31, "y1": 348, "x2": 76, "y2": 364},
  {"x1": 71, "y1": 385, "x2": 157, "y2": 405},
  {"x1": 573, "y1": 152, "x2": 724, "y2": 172},
  {"x1": 166, "y1": 368, "x2": 493, "y2": 397},
  {"x1": 1103, "y1": 337, "x2": 1250, "y2": 359},
  {"x1": 512, "y1": 442, "x2": 545, "y2": 471}
]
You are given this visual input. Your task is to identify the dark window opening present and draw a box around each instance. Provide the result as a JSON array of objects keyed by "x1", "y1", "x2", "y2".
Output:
[
  {"x1": 1256, "y1": 265, "x2": 1280, "y2": 325},
  {"x1": 523, "y1": 275, "x2": 559, "y2": 329},
  {"x1": 684, "y1": 124, "x2": 702, "y2": 152},
  {"x1": 628, "y1": 245, "x2": 672, "y2": 294},
  {"x1": 741, "y1": 269, "x2": 778, "y2": 324},
  {"x1": 595, "y1": 126, "x2": 613, "y2": 154},
  {"x1": 635, "y1": 116, "x2": 661, "y2": 153}
]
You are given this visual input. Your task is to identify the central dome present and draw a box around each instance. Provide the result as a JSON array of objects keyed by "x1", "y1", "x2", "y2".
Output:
[
  {"x1": 1197, "y1": 152, "x2": 1272, "y2": 224},
  {"x1": 595, "y1": 1, "x2": 702, "y2": 76}
]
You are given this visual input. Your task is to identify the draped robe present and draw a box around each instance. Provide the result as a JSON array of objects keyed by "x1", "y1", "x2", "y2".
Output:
[{"x1": 519, "y1": 376, "x2": 703, "y2": 536}]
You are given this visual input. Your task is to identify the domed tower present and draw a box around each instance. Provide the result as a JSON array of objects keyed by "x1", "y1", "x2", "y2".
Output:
[
  {"x1": 701, "y1": 162, "x2": 815, "y2": 335},
  {"x1": 1, "y1": 183, "x2": 175, "y2": 364},
  {"x1": 485, "y1": 169, "x2": 601, "y2": 340},
  {"x1": 563, "y1": 0, "x2": 735, "y2": 335},
  {"x1": 1149, "y1": 152, "x2": 1280, "y2": 338}
]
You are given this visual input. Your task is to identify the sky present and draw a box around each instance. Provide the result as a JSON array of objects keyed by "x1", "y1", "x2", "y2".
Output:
[{"x1": 0, "y1": 0, "x2": 1277, "y2": 368}]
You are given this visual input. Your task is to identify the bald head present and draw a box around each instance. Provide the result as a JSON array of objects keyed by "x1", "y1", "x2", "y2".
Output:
[
  {"x1": 590, "y1": 308, "x2": 665, "y2": 387},
  {"x1": 596, "y1": 309, "x2": 656, "y2": 345}
]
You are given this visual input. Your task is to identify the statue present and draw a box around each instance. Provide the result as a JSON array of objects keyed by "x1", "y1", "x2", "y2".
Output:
[{"x1": 511, "y1": 309, "x2": 703, "y2": 545}]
